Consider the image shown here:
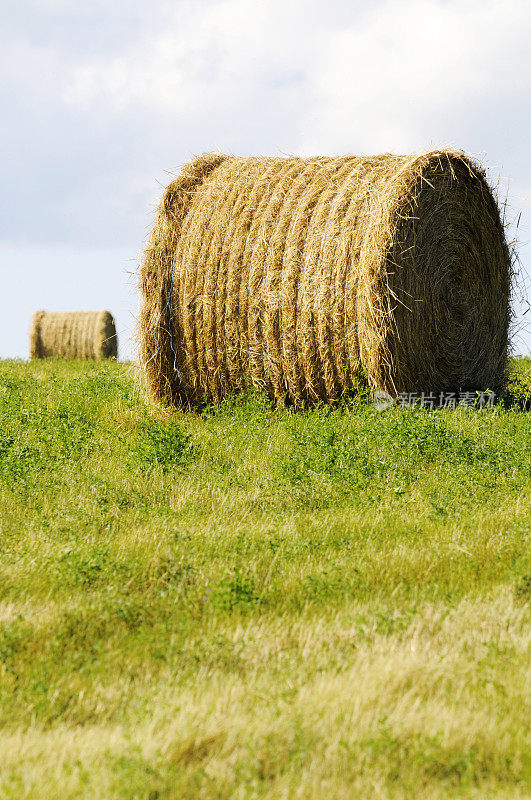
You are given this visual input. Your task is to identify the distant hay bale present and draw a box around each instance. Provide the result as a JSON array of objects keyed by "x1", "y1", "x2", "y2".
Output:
[
  {"x1": 139, "y1": 150, "x2": 511, "y2": 408},
  {"x1": 30, "y1": 311, "x2": 118, "y2": 360}
]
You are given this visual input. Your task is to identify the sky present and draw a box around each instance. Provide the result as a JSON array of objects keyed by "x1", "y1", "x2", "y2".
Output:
[{"x1": 1, "y1": 0, "x2": 530, "y2": 360}]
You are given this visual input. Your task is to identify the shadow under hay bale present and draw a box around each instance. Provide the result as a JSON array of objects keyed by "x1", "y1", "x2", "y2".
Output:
[
  {"x1": 30, "y1": 311, "x2": 118, "y2": 360},
  {"x1": 139, "y1": 150, "x2": 511, "y2": 408}
]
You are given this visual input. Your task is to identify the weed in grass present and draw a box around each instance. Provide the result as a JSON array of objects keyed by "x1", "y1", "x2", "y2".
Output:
[
  {"x1": 129, "y1": 418, "x2": 193, "y2": 472},
  {"x1": 514, "y1": 573, "x2": 531, "y2": 603},
  {"x1": 211, "y1": 571, "x2": 264, "y2": 611}
]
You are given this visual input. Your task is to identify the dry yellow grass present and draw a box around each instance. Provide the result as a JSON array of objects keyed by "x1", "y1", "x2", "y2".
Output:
[{"x1": 0, "y1": 589, "x2": 527, "y2": 799}]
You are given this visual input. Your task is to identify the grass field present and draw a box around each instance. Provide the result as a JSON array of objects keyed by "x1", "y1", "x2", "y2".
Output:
[{"x1": 0, "y1": 358, "x2": 529, "y2": 799}]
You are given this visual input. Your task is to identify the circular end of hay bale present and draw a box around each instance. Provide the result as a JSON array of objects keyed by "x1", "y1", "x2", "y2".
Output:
[
  {"x1": 29, "y1": 310, "x2": 46, "y2": 359},
  {"x1": 96, "y1": 311, "x2": 118, "y2": 360},
  {"x1": 357, "y1": 152, "x2": 510, "y2": 395}
]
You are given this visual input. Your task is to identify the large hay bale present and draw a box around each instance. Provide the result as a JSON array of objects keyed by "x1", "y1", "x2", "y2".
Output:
[
  {"x1": 140, "y1": 150, "x2": 511, "y2": 407},
  {"x1": 30, "y1": 311, "x2": 118, "y2": 360}
]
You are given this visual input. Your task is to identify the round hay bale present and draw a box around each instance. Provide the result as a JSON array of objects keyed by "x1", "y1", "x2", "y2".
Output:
[
  {"x1": 139, "y1": 150, "x2": 511, "y2": 407},
  {"x1": 30, "y1": 311, "x2": 118, "y2": 360}
]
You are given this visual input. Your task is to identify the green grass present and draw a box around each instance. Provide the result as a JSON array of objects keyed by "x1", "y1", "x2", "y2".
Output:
[{"x1": 0, "y1": 357, "x2": 529, "y2": 799}]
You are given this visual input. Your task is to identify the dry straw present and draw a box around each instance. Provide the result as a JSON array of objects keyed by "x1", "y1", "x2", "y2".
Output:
[
  {"x1": 30, "y1": 311, "x2": 118, "y2": 360},
  {"x1": 139, "y1": 150, "x2": 511, "y2": 407}
]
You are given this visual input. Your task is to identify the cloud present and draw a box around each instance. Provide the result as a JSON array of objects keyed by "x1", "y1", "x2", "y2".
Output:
[
  {"x1": 299, "y1": 0, "x2": 531, "y2": 155},
  {"x1": 61, "y1": 0, "x2": 330, "y2": 124}
]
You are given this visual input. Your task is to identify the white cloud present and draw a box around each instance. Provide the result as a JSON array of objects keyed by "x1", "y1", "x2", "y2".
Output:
[
  {"x1": 298, "y1": 0, "x2": 531, "y2": 154},
  {"x1": 62, "y1": 0, "x2": 322, "y2": 116}
]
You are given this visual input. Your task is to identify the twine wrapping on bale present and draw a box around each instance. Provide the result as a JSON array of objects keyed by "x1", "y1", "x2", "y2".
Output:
[
  {"x1": 30, "y1": 311, "x2": 118, "y2": 360},
  {"x1": 139, "y1": 150, "x2": 511, "y2": 408}
]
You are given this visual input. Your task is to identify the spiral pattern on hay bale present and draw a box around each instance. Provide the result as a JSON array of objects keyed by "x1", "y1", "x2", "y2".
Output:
[
  {"x1": 30, "y1": 311, "x2": 118, "y2": 360},
  {"x1": 140, "y1": 150, "x2": 511, "y2": 407}
]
